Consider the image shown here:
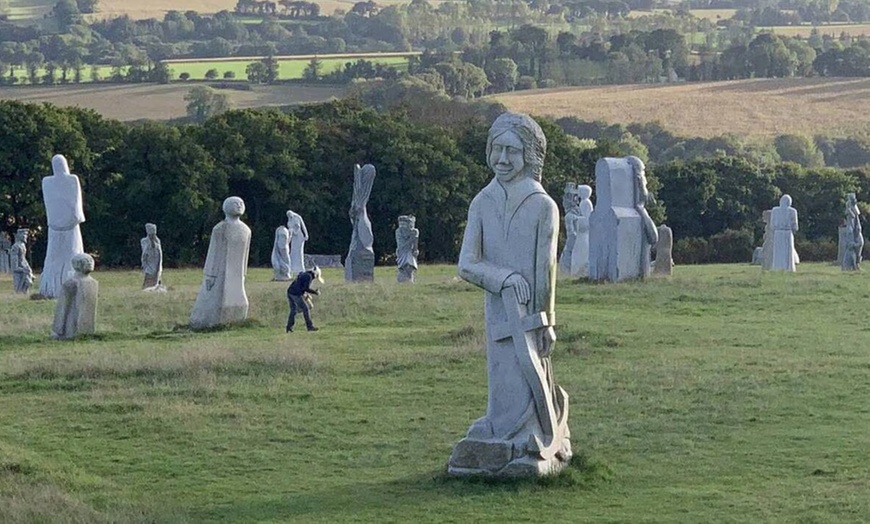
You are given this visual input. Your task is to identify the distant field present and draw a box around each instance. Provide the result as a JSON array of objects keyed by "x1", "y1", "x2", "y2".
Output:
[
  {"x1": 628, "y1": 8, "x2": 737, "y2": 21},
  {"x1": 492, "y1": 77, "x2": 870, "y2": 138},
  {"x1": 166, "y1": 55, "x2": 412, "y2": 80},
  {"x1": 757, "y1": 24, "x2": 870, "y2": 37},
  {"x1": 0, "y1": 83, "x2": 345, "y2": 120}
]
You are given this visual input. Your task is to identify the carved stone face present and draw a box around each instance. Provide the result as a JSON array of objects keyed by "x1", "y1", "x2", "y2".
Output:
[
  {"x1": 145, "y1": 223, "x2": 157, "y2": 236},
  {"x1": 223, "y1": 197, "x2": 245, "y2": 218},
  {"x1": 15, "y1": 230, "x2": 28, "y2": 243},
  {"x1": 489, "y1": 130, "x2": 525, "y2": 184},
  {"x1": 71, "y1": 253, "x2": 95, "y2": 274}
]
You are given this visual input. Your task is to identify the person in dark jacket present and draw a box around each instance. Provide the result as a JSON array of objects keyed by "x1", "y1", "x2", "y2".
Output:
[{"x1": 286, "y1": 266, "x2": 322, "y2": 332}]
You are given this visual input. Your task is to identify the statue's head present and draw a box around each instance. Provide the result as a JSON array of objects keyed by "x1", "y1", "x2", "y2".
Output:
[
  {"x1": 51, "y1": 154, "x2": 71, "y2": 176},
  {"x1": 398, "y1": 215, "x2": 415, "y2": 229},
  {"x1": 578, "y1": 184, "x2": 592, "y2": 200},
  {"x1": 762, "y1": 209, "x2": 771, "y2": 224},
  {"x1": 286, "y1": 210, "x2": 295, "y2": 219},
  {"x1": 15, "y1": 228, "x2": 29, "y2": 243},
  {"x1": 779, "y1": 194, "x2": 792, "y2": 208},
  {"x1": 71, "y1": 253, "x2": 95, "y2": 275},
  {"x1": 627, "y1": 156, "x2": 645, "y2": 180},
  {"x1": 145, "y1": 223, "x2": 157, "y2": 236},
  {"x1": 223, "y1": 196, "x2": 245, "y2": 218},
  {"x1": 487, "y1": 112, "x2": 546, "y2": 183},
  {"x1": 847, "y1": 193, "x2": 858, "y2": 208}
]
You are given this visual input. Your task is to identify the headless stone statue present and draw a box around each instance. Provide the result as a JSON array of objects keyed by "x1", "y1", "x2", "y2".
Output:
[
  {"x1": 141, "y1": 223, "x2": 164, "y2": 290},
  {"x1": 770, "y1": 195, "x2": 799, "y2": 272},
  {"x1": 10, "y1": 229, "x2": 33, "y2": 294},
  {"x1": 40, "y1": 154, "x2": 86, "y2": 298},
  {"x1": 589, "y1": 156, "x2": 658, "y2": 282},
  {"x1": 395, "y1": 215, "x2": 419, "y2": 283},
  {"x1": 190, "y1": 197, "x2": 251, "y2": 329},
  {"x1": 570, "y1": 184, "x2": 593, "y2": 277},
  {"x1": 271, "y1": 225, "x2": 291, "y2": 281},
  {"x1": 652, "y1": 224, "x2": 674, "y2": 276},
  {"x1": 51, "y1": 253, "x2": 98, "y2": 340},
  {"x1": 0, "y1": 232, "x2": 10, "y2": 274},
  {"x1": 345, "y1": 164, "x2": 376, "y2": 282},
  {"x1": 287, "y1": 210, "x2": 309, "y2": 275},
  {"x1": 450, "y1": 112, "x2": 571, "y2": 478},
  {"x1": 842, "y1": 193, "x2": 863, "y2": 271}
]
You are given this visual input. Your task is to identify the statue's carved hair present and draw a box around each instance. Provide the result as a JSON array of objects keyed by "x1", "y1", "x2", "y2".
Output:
[
  {"x1": 486, "y1": 112, "x2": 547, "y2": 182},
  {"x1": 71, "y1": 253, "x2": 95, "y2": 274}
]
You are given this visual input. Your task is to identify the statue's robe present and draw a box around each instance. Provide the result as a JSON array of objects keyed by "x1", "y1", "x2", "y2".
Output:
[
  {"x1": 271, "y1": 226, "x2": 291, "y2": 281},
  {"x1": 40, "y1": 174, "x2": 85, "y2": 298},
  {"x1": 141, "y1": 236, "x2": 163, "y2": 288},
  {"x1": 51, "y1": 274, "x2": 98, "y2": 339},
  {"x1": 771, "y1": 205, "x2": 799, "y2": 272},
  {"x1": 190, "y1": 219, "x2": 251, "y2": 329}
]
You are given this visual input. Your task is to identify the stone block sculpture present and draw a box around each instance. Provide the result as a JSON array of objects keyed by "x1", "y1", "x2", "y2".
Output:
[
  {"x1": 51, "y1": 253, "x2": 98, "y2": 340},
  {"x1": 395, "y1": 215, "x2": 419, "y2": 283},
  {"x1": 345, "y1": 164, "x2": 376, "y2": 282},
  {"x1": 842, "y1": 192, "x2": 864, "y2": 271},
  {"x1": 190, "y1": 197, "x2": 251, "y2": 329},
  {"x1": 287, "y1": 210, "x2": 309, "y2": 276},
  {"x1": 588, "y1": 156, "x2": 658, "y2": 282},
  {"x1": 449, "y1": 112, "x2": 572, "y2": 478},
  {"x1": 770, "y1": 195, "x2": 799, "y2": 272},
  {"x1": 10, "y1": 229, "x2": 33, "y2": 294},
  {"x1": 141, "y1": 223, "x2": 164, "y2": 290},
  {"x1": 652, "y1": 224, "x2": 674, "y2": 276},
  {"x1": 40, "y1": 154, "x2": 85, "y2": 298},
  {"x1": 0, "y1": 231, "x2": 10, "y2": 274},
  {"x1": 271, "y1": 225, "x2": 291, "y2": 281}
]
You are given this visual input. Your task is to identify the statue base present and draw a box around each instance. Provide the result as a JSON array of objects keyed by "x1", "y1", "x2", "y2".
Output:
[
  {"x1": 447, "y1": 437, "x2": 572, "y2": 478},
  {"x1": 345, "y1": 250, "x2": 374, "y2": 282}
]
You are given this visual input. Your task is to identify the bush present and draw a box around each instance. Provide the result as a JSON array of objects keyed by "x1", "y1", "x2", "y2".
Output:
[
  {"x1": 223, "y1": 71, "x2": 236, "y2": 79},
  {"x1": 795, "y1": 238, "x2": 838, "y2": 262},
  {"x1": 179, "y1": 72, "x2": 191, "y2": 81},
  {"x1": 516, "y1": 76, "x2": 537, "y2": 90},
  {"x1": 205, "y1": 68, "x2": 219, "y2": 80},
  {"x1": 674, "y1": 229, "x2": 754, "y2": 264},
  {"x1": 674, "y1": 236, "x2": 710, "y2": 265},
  {"x1": 539, "y1": 78, "x2": 557, "y2": 88}
]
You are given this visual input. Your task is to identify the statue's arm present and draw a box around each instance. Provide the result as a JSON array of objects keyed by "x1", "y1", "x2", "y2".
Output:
[
  {"x1": 458, "y1": 199, "x2": 513, "y2": 294},
  {"x1": 793, "y1": 210, "x2": 799, "y2": 232},
  {"x1": 242, "y1": 227, "x2": 251, "y2": 277},
  {"x1": 535, "y1": 199, "x2": 559, "y2": 326},
  {"x1": 300, "y1": 217, "x2": 309, "y2": 241},
  {"x1": 74, "y1": 175, "x2": 85, "y2": 224}
]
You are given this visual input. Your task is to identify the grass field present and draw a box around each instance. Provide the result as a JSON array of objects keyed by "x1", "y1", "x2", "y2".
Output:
[
  {"x1": 493, "y1": 77, "x2": 870, "y2": 139},
  {"x1": 165, "y1": 55, "x2": 412, "y2": 81},
  {"x1": 628, "y1": 8, "x2": 737, "y2": 21},
  {"x1": 0, "y1": 83, "x2": 345, "y2": 120},
  {"x1": 1, "y1": 263, "x2": 869, "y2": 521},
  {"x1": 758, "y1": 23, "x2": 870, "y2": 38}
]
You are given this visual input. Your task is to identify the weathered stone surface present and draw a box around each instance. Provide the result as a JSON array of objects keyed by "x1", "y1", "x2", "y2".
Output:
[
  {"x1": 652, "y1": 224, "x2": 674, "y2": 276},
  {"x1": 271, "y1": 225, "x2": 291, "y2": 281},
  {"x1": 559, "y1": 182, "x2": 579, "y2": 275},
  {"x1": 0, "y1": 232, "x2": 10, "y2": 274},
  {"x1": 570, "y1": 184, "x2": 593, "y2": 277},
  {"x1": 345, "y1": 164, "x2": 376, "y2": 282},
  {"x1": 141, "y1": 223, "x2": 164, "y2": 290},
  {"x1": 190, "y1": 197, "x2": 251, "y2": 329},
  {"x1": 287, "y1": 210, "x2": 309, "y2": 275},
  {"x1": 51, "y1": 253, "x2": 98, "y2": 340},
  {"x1": 770, "y1": 195, "x2": 799, "y2": 272},
  {"x1": 40, "y1": 154, "x2": 85, "y2": 298},
  {"x1": 10, "y1": 229, "x2": 33, "y2": 294},
  {"x1": 450, "y1": 112, "x2": 571, "y2": 478},
  {"x1": 761, "y1": 209, "x2": 773, "y2": 270},
  {"x1": 395, "y1": 215, "x2": 419, "y2": 283},
  {"x1": 751, "y1": 247, "x2": 763, "y2": 265},
  {"x1": 842, "y1": 193, "x2": 863, "y2": 271}
]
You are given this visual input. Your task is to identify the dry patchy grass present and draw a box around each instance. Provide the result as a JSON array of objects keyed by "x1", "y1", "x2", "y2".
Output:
[
  {"x1": 0, "y1": 83, "x2": 345, "y2": 121},
  {"x1": 759, "y1": 23, "x2": 870, "y2": 37},
  {"x1": 492, "y1": 77, "x2": 870, "y2": 138}
]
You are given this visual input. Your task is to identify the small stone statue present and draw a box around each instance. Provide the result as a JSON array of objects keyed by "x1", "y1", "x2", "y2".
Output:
[
  {"x1": 761, "y1": 209, "x2": 773, "y2": 270},
  {"x1": 395, "y1": 215, "x2": 419, "y2": 283},
  {"x1": 450, "y1": 112, "x2": 571, "y2": 478},
  {"x1": 558, "y1": 183, "x2": 579, "y2": 274},
  {"x1": 286, "y1": 210, "x2": 309, "y2": 275},
  {"x1": 51, "y1": 253, "x2": 98, "y2": 340},
  {"x1": 10, "y1": 229, "x2": 33, "y2": 294},
  {"x1": 570, "y1": 184, "x2": 593, "y2": 277},
  {"x1": 652, "y1": 224, "x2": 674, "y2": 276},
  {"x1": 770, "y1": 195, "x2": 799, "y2": 272},
  {"x1": 0, "y1": 231, "x2": 11, "y2": 273},
  {"x1": 842, "y1": 192, "x2": 863, "y2": 271},
  {"x1": 40, "y1": 154, "x2": 86, "y2": 299},
  {"x1": 190, "y1": 197, "x2": 251, "y2": 329},
  {"x1": 345, "y1": 164, "x2": 376, "y2": 282},
  {"x1": 140, "y1": 223, "x2": 164, "y2": 290},
  {"x1": 271, "y1": 225, "x2": 291, "y2": 281}
]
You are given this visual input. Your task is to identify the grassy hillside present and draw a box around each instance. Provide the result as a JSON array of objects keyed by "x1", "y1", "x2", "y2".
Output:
[
  {"x1": 1, "y1": 264, "x2": 869, "y2": 522},
  {"x1": 493, "y1": 77, "x2": 870, "y2": 139},
  {"x1": 0, "y1": 83, "x2": 345, "y2": 120}
]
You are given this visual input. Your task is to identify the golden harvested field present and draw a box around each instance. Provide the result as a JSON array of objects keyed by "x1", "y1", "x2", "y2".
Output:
[
  {"x1": 758, "y1": 24, "x2": 870, "y2": 37},
  {"x1": 0, "y1": 83, "x2": 345, "y2": 121},
  {"x1": 492, "y1": 77, "x2": 870, "y2": 138}
]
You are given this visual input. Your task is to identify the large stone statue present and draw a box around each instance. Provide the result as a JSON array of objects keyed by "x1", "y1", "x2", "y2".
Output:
[
  {"x1": 10, "y1": 229, "x2": 33, "y2": 294},
  {"x1": 588, "y1": 156, "x2": 658, "y2": 282},
  {"x1": 51, "y1": 253, "x2": 98, "y2": 340},
  {"x1": 842, "y1": 192, "x2": 863, "y2": 271},
  {"x1": 449, "y1": 112, "x2": 571, "y2": 478},
  {"x1": 558, "y1": 183, "x2": 579, "y2": 274},
  {"x1": 140, "y1": 223, "x2": 164, "y2": 290},
  {"x1": 570, "y1": 184, "x2": 593, "y2": 277},
  {"x1": 395, "y1": 214, "x2": 419, "y2": 283},
  {"x1": 345, "y1": 164, "x2": 376, "y2": 282},
  {"x1": 770, "y1": 194, "x2": 799, "y2": 272},
  {"x1": 0, "y1": 232, "x2": 10, "y2": 274},
  {"x1": 286, "y1": 210, "x2": 309, "y2": 275},
  {"x1": 271, "y1": 225, "x2": 291, "y2": 281},
  {"x1": 190, "y1": 197, "x2": 251, "y2": 329},
  {"x1": 40, "y1": 154, "x2": 85, "y2": 298},
  {"x1": 652, "y1": 224, "x2": 674, "y2": 276}
]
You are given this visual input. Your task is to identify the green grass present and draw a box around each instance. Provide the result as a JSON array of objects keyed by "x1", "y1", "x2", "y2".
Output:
[
  {"x1": 166, "y1": 56, "x2": 411, "y2": 81},
  {"x1": 1, "y1": 263, "x2": 869, "y2": 522}
]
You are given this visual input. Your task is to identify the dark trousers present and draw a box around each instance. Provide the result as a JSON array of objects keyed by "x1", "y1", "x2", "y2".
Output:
[{"x1": 286, "y1": 293, "x2": 314, "y2": 331}]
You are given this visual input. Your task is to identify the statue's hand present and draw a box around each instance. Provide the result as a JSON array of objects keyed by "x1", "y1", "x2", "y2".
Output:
[
  {"x1": 503, "y1": 273, "x2": 530, "y2": 305},
  {"x1": 538, "y1": 326, "x2": 556, "y2": 357}
]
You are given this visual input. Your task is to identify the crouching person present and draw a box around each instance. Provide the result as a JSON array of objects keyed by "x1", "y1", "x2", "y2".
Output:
[{"x1": 286, "y1": 266, "x2": 323, "y2": 332}]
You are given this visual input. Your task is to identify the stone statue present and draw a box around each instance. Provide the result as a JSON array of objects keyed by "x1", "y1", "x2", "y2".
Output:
[
  {"x1": 51, "y1": 253, "x2": 98, "y2": 340},
  {"x1": 10, "y1": 229, "x2": 33, "y2": 294},
  {"x1": 286, "y1": 210, "x2": 309, "y2": 275},
  {"x1": 652, "y1": 224, "x2": 674, "y2": 276},
  {"x1": 837, "y1": 219, "x2": 848, "y2": 267},
  {"x1": 40, "y1": 154, "x2": 85, "y2": 298},
  {"x1": 271, "y1": 225, "x2": 291, "y2": 281},
  {"x1": 395, "y1": 214, "x2": 419, "y2": 283},
  {"x1": 570, "y1": 184, "x2": 593, "y2": 277},
  {"x1": 190, "y1": 197, "x2": 251, "y2": 329},
  {"x1": 770, "y1": 195, "x2": 799, "y2": 272},
  {"x1": 588, "y1": 156, "x2": 658, "y2": 282},
  {"x1": 761, "y1": 209, "x2": 773, "y2": 270},
  {"x1": 558, "y1": 183, "x2": 579, "y2": 274},
  {"x1": 450, "y1": 112, "x2": 571, "y2": 478},
  {"x1": 0, "y1": 231, "x2": 10, "y2": 274},
  {"x1": 345, "y1": 164, "x2": 376, "y2": 282},
  {"x1": 140, "y1": 223, "x2": 164, "y2": 290},
  {"x1": 751, "y1": 247, "x2": 763, "y2": 265},
  {"x1": 842, "y1": 192, "x2": 863, "y2": 271}
]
